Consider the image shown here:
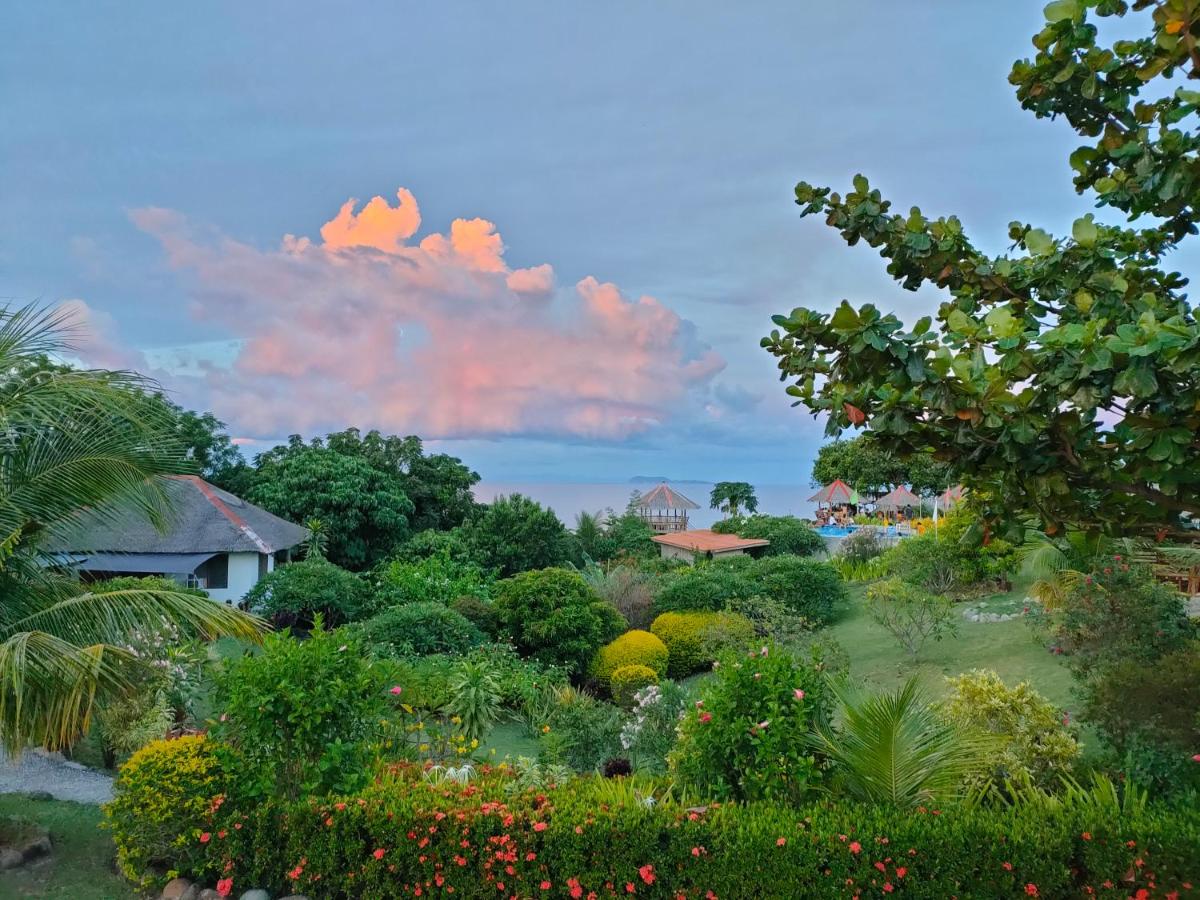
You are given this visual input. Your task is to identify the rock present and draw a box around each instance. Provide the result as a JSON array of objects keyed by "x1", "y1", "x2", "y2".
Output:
[
  {"x1": 24, "y1": 834, "x2": 52, "y2": 858},
  {"x1": 24, "y1": 790, "x2": 54, "y2": 801},
  {"x1": 240, "y1": 891, "x2": 271, "y2": 900},
  {"x1": 198, "y1": 891, "x2": 223, "y2": 900},
  {"x1": 0, "y1": 848, "x2": 23, "y2": 870},
  {"x1": 161, "y1": 879, "x2": 195, "y2": 900}
]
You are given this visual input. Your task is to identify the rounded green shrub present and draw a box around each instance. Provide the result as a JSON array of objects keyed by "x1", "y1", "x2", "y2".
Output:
[
  {"x1": 450, "y1": 594, "x2": 500, "y2": 637},
  {"x1": 243, "y1": 557, "x2": 372, "y2": 628},
  {"x1": 590, "y1": 629, "x2": 669, "y2": 686},
  {"x1": 492, "y1": 567, "x2": 626, "y2": 676},
  {"x1": 361, "y1": 601, "x2": 484, "y2": 656},
  {"x1": 610, "y1": 664, "x2": 659, "y2": 708},
  {"x1": 103, "y1": 735, "x2": 226, "y2": 889},
  {"x1": 651, "y1": 610, "x2": 756, "y2": 678}
]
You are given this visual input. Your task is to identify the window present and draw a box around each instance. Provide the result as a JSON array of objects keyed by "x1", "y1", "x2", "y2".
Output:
[
  {"x1": 196, "y1": 553, "x2": 229, "y2": 590},
  {"x1": 258, "y1": 553, "x2": 268, "y2": 579}
]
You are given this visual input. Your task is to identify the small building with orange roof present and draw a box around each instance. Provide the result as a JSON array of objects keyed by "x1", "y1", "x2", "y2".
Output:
[{"x1": 651, "y1": 528, "x2": 769, "y2": 563}]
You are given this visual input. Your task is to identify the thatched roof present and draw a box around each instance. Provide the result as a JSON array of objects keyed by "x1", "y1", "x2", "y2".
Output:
[
  {"x1": 634, "y1": 483, "x2": 699, "y2": 510},
  {"x1": 875, "y1": 485, "x2": 921, "y2": 511},
  {"x1": 808, "y1": 479, "x2": 860, "y2": 505}
]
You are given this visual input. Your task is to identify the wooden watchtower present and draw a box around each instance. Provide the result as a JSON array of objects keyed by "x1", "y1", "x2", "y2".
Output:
[{"x1": 633, "y1": 483, "x2": 699, "y2": 534}]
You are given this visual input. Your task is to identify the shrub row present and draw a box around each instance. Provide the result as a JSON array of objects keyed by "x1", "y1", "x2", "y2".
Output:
[
  {"x1": 654, "y1": 556, "x2": 845, "y2": 625},
  {"x1": 122, "y1": 761, "x2": 1200, "y2": 899}
]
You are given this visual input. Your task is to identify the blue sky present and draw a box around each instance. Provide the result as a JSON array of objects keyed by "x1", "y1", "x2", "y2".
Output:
[{"x1": 4, "y1": 2, "x2": 1186, "y2": 483}]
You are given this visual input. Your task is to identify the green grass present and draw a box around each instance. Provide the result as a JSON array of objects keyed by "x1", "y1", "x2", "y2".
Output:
[
  {"x1": 0, "y1": 795, "x2": 134, "y2": 899},
  {"x1": 827, "y1": 576, "x2": 1075, "y2": 707}
]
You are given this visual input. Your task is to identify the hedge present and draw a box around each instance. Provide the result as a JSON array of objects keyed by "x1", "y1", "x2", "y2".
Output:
[
  {"x1": 589, "y1": 630, "x2": 669, "y2": 687},
  {"x1": 169, "y1": 765, "x2": 1200, "y2": 899},
  {"x1": 610, "y1": 664, "x2": 659, "y2": 708},
  {"x1": 651, "y1": 611, "x2": 756, "y2": 678}
]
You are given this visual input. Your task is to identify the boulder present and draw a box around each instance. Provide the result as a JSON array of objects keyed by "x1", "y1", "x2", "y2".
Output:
[
  {"x1": 198, "y1": 891, "x2": 223, "y2": 900},
  {"x1": 0, "y1": 848, "x2": 23, "y2": 871},
  {"x1": 240, "y1": 891, "x2": 272, "y2": 900},
  {"x1": 161, "y1": 879, "x2": 195, "y2": 900}
]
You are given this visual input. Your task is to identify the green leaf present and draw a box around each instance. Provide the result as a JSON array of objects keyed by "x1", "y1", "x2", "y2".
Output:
[
  {"x1": 830, "y1": 302, "x2": 861, "y2": 330},
  {"x1": 1071, "y1": 215, "x2": 1099, "y2": 246},
  {"x1": 1043, "y1": 0, "x2": 1080, "y2": 22},
  {"x1": 947, "y1": 309, "x2": 975, "y2": 334},
  {"x1": 984, "y1": 306, "x2": 1022, "y2": 339},
  {"x1": 912, "y1": 315, "x2": 932, "y2": 336},
  {"x1": 1025, "y1": 228, "x2": 1056, "y2": 256},
  {"x1": 1073, "y1": 290, "x2": 1094, "y2": 314}
]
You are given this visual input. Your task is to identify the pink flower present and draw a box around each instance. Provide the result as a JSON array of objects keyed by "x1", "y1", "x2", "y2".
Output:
[
  {"x1": 776, "y1": 837, "x2": 786, "y2": 847},
  {"x1": 390, "y1": 685, "x2": 403, "y2": 695},
  {"x1": 533, "y1": 821, "x2": 548, "y2": 832},
  {"x1": 216, "y1": 878, "x2": 233, "y2": 897},
  {"x1": 1192, "y1": 754, "x2": 1200, "y2": 762},
  {"x1": 1025, "y1": 885, "x2": 1039, "y2": 897},
  {"x1": 1002, "y1": 862, "x2": 1013, "y2": 871},
  {"x1": 699, "y1": 711, "x2": 713, "y2": 724},
  {"x1": 759, "y1": 646, "x2": 769, "y2": 657},
  {"x1": 849, "y1": 841, "x2": 862, "y2": 854},
  {"x1": 199, "y1": 832, "x2": 211, "y2": 844},
  {"x1": 541, "y1": 881, "x2": 552, "y2": 890},
  {"x1": 895, "y1": 867, "x2": 907, "y2": 878},
  {"x1": 756, "y1": 719, "x2": 770, "y2": 730},
  {"x1": 373, "y1": 848, "x2": 386, "y2": 860},
  {"x1": 639, "y1": 864, "x2": 656, "y2": 885},
  {"x1": 793, "y1": 689, "x2": 805, "y2": 701}
]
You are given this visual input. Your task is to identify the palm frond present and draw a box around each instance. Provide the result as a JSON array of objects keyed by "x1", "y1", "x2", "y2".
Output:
[
  {"x1": 1017, "y1": 534, "x2": 1071, "y2": 580},
  {"x1": 810, "y1": 678, "x2": 992, "y2": 808},
  {"x1": 0, "y1": 631, "x2": 132, "y2": 753}
]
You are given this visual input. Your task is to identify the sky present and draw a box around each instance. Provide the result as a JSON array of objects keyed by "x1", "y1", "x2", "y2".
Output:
[{"x1": 4, "y1": 2, "x2": 1189, "y2": 484}]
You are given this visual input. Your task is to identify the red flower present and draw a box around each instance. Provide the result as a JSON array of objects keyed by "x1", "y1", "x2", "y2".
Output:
[
  {"x1": 699, "y1": 711, "x2": 713, "y2": 724},
  {"x1": 568, "y1": 880, "x2": 584, "y2": 899},
  {"x1": 883, "y1": 885, "x2": 894, "y2": 894},
  {"x1": 639, "y1": 864, "x2": 656, "y2": 885},
  {"x1": 1002, "y1": 862, "x2": 1013, "y2": 871},
  {"x1": 626, "y1": 883, "x2": 635, "y2": 893},
  {"x1": 199, "y1": 832, "x2": 211, "y2": 844},
  {"x1": 895, "y1": 867, "x2": 907, "y2": 878},
  {"x1": 373, "y1": 848, "x2": 386, "y2": 860},
  {"x1": 1025, "y1": 885, "x2": 1039, "y2": 896},
  {"x1": 776, "y1": 838, "x2": 786, "y2": 847},
  {"x1": 875, "y1": 862, "x2": 886, "y2": 872},
  {"x1": 1081, "y1": 832, "x2": 1091, "y2": 841},
  {"x1": 533, "y1": 821, "x2": 548, "y2": 832},
  {"x1": 541, "y1": 881, "x2": 552, "y2": 890},
  {"x1": 849, "y1": 841, "x2": 862, "y2": 854},
  {"x1": 216, "y1": 878, "x2": 233, "y2": 898}
]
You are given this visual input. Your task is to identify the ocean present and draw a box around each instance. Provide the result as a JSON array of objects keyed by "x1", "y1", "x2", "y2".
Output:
[{"x1": 472, "y1": 482, "x2": 819, "y2": 529}]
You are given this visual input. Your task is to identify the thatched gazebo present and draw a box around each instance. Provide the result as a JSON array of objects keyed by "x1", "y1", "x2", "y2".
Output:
[
  {"x1": 875, "y1": 484, "x2": 921, "y2": 514},
  {"x1": 808, "y1": 479, "x2": 860, "y2": 510},
  {"x1": 634, "y1": 483, "x2": 699, "y2": 534}
]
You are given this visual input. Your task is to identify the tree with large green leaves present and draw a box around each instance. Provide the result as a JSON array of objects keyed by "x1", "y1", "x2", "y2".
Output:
[
  {"x1": 811, "y1": 436, "x2": 953, "y2": 496},
  {"x1": 0, "y1": 307, "x2": 260, "y2": 753},
  {"x1": 249, "y1": 446, "x2": 414, "y2": 571},
  {"x1": 763, "y1": 0, "x2": 1200, "y2": 539},
  {"x1": 709, "y1": 481, "x2": 758, "y2": 518}
]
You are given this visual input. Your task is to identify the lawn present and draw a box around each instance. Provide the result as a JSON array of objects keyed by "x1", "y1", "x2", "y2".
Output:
[
  {"x1": 0, "y1": 794, "x2": 133, "y2": 899},
  {"x1": 827, "y1": 574, "x2": 1075, "y2": 707}
]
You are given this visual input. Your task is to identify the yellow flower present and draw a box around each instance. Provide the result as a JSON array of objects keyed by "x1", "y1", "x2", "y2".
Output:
[{"x1": 542, "y1": 725, "x2": 551, "y2": 733}]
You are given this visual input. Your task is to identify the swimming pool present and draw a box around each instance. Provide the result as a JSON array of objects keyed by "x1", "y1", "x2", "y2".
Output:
[{"x1": 816, "y1": 524, "x2": 901, "y2": 537}]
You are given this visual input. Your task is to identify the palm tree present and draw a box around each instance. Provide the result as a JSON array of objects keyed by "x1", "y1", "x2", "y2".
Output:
[
  {"x1": 809, "y1": 678, "x2": 990, "y2": 808},
  {"x1": 709, "y1": 481, "x2": 758, "y2": 518},
  {"x1": 574, "y1": 510, "x2": 604, "y2": 559},
  {"x1": 0, "y1": 306, "x2": 261, "y2": 754}
]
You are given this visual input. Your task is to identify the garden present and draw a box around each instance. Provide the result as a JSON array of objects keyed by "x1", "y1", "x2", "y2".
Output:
[{"x1": 6, "y1": 1, "x2": 1200, "y2": 897}]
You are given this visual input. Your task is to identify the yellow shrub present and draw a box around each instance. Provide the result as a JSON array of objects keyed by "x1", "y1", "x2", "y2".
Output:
[
  {"x1": 590, "y1": 629, "x2": 669, "y2": 686},
  {"x1": 103, "y1": 735, "x2": 225, "y2": 889},
  {"x1": 611, "y1": 664, "x2": 659, "y2": 708},
  {"x1": 651, "y1": 611, "x2": 756, "y2": 678}
]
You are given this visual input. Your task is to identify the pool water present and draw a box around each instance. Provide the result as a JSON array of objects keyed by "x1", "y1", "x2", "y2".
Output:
[{"x1": 816, "y1": 524, "x2": 901, "y2": 537}]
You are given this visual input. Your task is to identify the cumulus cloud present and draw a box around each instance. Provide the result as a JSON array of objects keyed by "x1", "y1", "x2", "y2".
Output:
[{"x1": 118, "y1": 187, "x2": 725, "y2": 441}]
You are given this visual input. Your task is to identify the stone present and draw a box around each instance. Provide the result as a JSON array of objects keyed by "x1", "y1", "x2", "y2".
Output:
[
  {"x1": 161, "y1": 879, "x2": 195, "y2": 900},
  {"x1": 198, "y1": 891, "x2": 223, "y2": 900},
  {"x1": 0, "y1": 848, "x2": 24, "y2": 870},
  {"x1": 240, "y1": 891, "x2": 271, "y2": 900},
  {"x1": 24, "y1": 790, "x2": 54, "y2": 802}
]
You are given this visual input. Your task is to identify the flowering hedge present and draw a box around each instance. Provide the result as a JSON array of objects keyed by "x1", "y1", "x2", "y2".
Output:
[{"x1": 177, "y1": 765, "x2": 1200, "y2": 899}]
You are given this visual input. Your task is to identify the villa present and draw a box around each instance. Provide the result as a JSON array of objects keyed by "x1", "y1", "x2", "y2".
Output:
[{"x1": 47, "y1": 475, "x2": 309, "y2": 603}]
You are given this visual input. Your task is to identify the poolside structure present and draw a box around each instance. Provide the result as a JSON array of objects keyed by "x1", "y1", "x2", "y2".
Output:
[
  {"x1": 875, "y1": 484, "x2": 921, "y2": 515},
  {"x1": 652, "y1": 529, "x2": 769, "y2": 563},
  {"x1": 633, "y1": 483, "x2": 700, "y2": 534},
  {"x1": 809, "y1": 479, "x2": 860, "y2": 511}
]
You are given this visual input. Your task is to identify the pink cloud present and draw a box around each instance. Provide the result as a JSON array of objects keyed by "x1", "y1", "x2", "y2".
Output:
[{"x1": 118, "y1": 186, "x2": 724, "y2": 441}]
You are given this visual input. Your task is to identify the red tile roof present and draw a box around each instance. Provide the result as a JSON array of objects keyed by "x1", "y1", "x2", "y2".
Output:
[{"x1": 651, "y1": 529, "x2": 769, "y2": 553}]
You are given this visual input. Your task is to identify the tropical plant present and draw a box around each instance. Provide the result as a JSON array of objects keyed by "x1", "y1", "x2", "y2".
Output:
[
  {"x1": 810, "y1": 678, "x2": 988, "y2": 808},
  {"x1": 360, "y1": 601, "x2": 485, "y2": 657},
  {"x1": 445, "y1": 657, "x2": 502, "y2": 743},
  {"x1": 618, "y1": 680, "x2": 689, "y2": 773},
  {"x1": 940, "y1": 669, "x2": 1080, "y2": 792},
  {"x1": 763, "y1": 3, "x2": 1200, "y2": 540},
  {"x1": 0, "y1": 305, "x2": 260, "y2": 754},
  {"x1": 537, "y1": 685, "x2": 623, "y2": 772},
  {"x1": 300, "y1": 516, "x2": 327, "y2": 560},
  {"x1": 838, "y1": 527, "x2": 886, "y2": 565},
  {"x1": 373, "y1": 549, "x2": 492, "y2": 607},
  {"x1": 573, "y1": 510, "x2": 605, "y2": 560},
  {"x1": 709, "y1": 481, "x2": 758, "y2": 517},
  {"x1": 711, "y1": 514, "x2": 826, "y2": 557},
  {"x1": 580, "y1": 562, "x2": 656, "y2": 629},
  {"x1": 671, "y1": 643, "x2": 825, "y2": 803},
  {"x1": 492, "y1": 568, "x2": 626, "y2": 676},
  {"x1": 866, "y1": 578, "x2": 957, "y2": 659},
  {"x1": 242, "y1": 557, "x2": 372, "y2": 628},
  {"x1": 459, "y1": 494, "x2": 572, "y2": 578}
]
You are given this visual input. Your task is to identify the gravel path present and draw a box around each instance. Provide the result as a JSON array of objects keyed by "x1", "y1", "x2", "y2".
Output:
[{"x1": 0, "y1": 747, "x2": 113, "y2": 804}]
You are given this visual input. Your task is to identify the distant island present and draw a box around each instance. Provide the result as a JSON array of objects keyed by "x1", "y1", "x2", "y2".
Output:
[{"x1": 629, "y1": 475, "x2": 711, "y2": 485}]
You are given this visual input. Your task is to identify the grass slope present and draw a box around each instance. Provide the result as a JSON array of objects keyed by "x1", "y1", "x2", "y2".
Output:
[
  {"x1": 827, "y1": 576, "x2": 1075, "y2": 707},
  {"x1": 0, "y1": 794, "x2": 132, "y2": 899}
]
